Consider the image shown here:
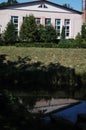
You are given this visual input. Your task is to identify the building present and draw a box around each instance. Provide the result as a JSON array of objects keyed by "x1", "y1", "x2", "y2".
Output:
[
  {"x1": 82, "y1": 0, "x2": 86, "y2": 23},
  {"x1": 0, "y1": 0, "x2": 82, "y2": 39}
]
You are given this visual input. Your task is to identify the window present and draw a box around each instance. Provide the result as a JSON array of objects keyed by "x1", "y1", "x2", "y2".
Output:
[
  {"x1": 45, "y1": 18, "x2": 51, "y2": 26},
  {"x1": 35, "y1": 18, "x2": 41, "y2": 25},
  {"x1": 55, "y1": 19, "x2": 61, "y2": 36},
  {"x1": 64, "y1": 19, "x2": 70, "y2": 37},
  {"x1": 11, "y1": 16, "x2": 18, "y2": 32},
  {"x1": 38, "y1": 3, "x2": 47, "y2": 8}
]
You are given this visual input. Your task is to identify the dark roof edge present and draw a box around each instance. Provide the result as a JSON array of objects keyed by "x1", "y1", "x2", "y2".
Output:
[
  {"x1": 0, "y1": 0, "x2": 82, "y2": 14},
  {"x1": 46, "y1": 0, "x2": 82, "y2": 14}
]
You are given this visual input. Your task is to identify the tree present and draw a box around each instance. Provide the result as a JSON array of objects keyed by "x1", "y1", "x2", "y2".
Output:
[
  {"x1": 75, "y1": 32, "x2": 82, "y2": 44},
  {"x1": 3, "y1": 20, "x2": 17, "y2": 44},
  {"x1": 36, "y1": 24, "x2": 45, "y2": 42},
  {"x1": 0, "y1": 2, "x2": 6, "y2": 6},
  {"x1": 81, "y1": 23, "x2": 86, "y2": 40},
  {"x1": 63, "y1": 3, "x2": 73, "y2": 9},
  {"x1": 61, "y1": 26, "x2": 65, "y2": 39},
  {"x1": 19, "y1": 15, "x2": 37, "y2": 43},
  {"x1": 41, "y1": 25, "x2": 57, "y2": 43},
  {"x1": 7, "y1": 0, "x2": 18, "y2": 5},
  {"x1": 0, "y1": 0, "x2": 18, "y2": 6}
]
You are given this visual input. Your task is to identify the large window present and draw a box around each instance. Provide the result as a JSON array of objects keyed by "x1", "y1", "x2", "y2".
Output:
[
  {"x1": 11, "y1": 16, "x2": 18, "y2": 32},
  {"x1": 45, "y1": 18, "x2": 51, "y2": 26},
  {"x1": 64, "y1": 19, "x2": 70, "y2": 37},
  {"x1": 35, "y1": 18, "x2": 41, "y2": 25},
  {"x1": 55, "y1": 19, "x2": 61, "y2": 37}
]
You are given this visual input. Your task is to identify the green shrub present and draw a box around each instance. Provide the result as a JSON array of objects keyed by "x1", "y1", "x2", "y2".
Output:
[
  {"x1": 57, "y1": 39, "x2": 76, "y2": 48},
  {"x1": 19, "y1": 15, "x2": 37, "y2": 43},
  {"x1": 39, "y1": 25, "x2": 57, "y2": 43},
  {"x1": 36, "y1": 24, "x2": 45, "y2": 42},
  {"x1": 58, "y1": 39, "x2": 86, "y2": 48},
  {"x1": 3, "y1": 20, "x2": 17, "y2": 45},
  {"x1": 61, "y1": 26, "x2": 65, "y2": 39},
  {"x1": 81, "y1": 23, "x2": 86, "y2": 40},
  {"x1": 16, "y1": 42, "x2": 58, "y2": 48},
  {"x1": 75, "y1": 32, "x2": 82, "y2": 44},
  {"x1": 0, "y1": 33, "x2": 3, "y2": 45}
]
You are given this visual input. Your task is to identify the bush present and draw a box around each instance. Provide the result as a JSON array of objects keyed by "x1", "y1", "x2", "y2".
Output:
[
  {"x1": 19, "y1": 15, "x2": 37, "y2": 43},
  {"x1": 3, "y1": 20, "x2": 17, "y2": 45},
  {"x1": 58, "y1": 39, "x2": 86, "y2": 48},
  {"x1": 36, "y1": 24, "x2": 45, "y2": 42},
  {"x1": 75, "y1": 32, "x2": 82, "y2": 44},
  {"x1": 57, "y1": 39, "x2": 76, "y2": 48},
  {"x1": 81, "y1": 23, "x2": 86, "y2": 40},
  {"x1": 61, "y1": 26, "x2": 65, "y2": 39},
  {"x1": 0, "y1": 34, "x2": 3, "y2": 45},
  {"x1": 16, "y1": 42, "x2": 58, "y2": 48},
  {"x1": 43, "y1": 25, "x2": 57, "y2": 43}
]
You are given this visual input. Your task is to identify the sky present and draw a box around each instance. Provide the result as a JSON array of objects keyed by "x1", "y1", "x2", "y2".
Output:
[{"x1": 0, "y1": 0, "x2": 82, "y2": 11}]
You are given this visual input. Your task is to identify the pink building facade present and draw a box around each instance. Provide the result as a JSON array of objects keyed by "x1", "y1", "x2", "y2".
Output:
[{"x1": 0, "y1": 0, "x2": 82, "y2": 39}]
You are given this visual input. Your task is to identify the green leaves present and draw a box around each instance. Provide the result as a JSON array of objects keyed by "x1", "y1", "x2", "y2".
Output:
[
  {"x1": 19, "y1": 15, "x2": 37, "y2": 43},
  {"x1": 81, "y1": 23, "x2": 86, "y2": 40},
  {"x1": 3, "y1": 21, "x2": 17, "y2": 44}
]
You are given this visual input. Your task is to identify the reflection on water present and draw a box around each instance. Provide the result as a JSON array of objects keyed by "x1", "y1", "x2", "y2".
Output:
[{"x1": 44, "y1": 101, "x2": 86, "y2": 123}]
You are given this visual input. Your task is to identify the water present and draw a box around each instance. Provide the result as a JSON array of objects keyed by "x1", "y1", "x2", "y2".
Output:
[{"x1": 44, "y1": 101, "x2": 86, "y2": 123}]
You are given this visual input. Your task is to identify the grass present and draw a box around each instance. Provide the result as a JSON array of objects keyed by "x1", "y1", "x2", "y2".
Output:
[{"x1": 0, "y1": 46, "x2": 86, "y2": 74}]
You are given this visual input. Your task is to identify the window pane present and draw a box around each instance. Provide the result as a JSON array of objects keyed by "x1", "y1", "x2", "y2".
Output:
[
  {"x1": 64, "y1": 19, "x2": 70, "y2": 37},
  {"x1": 14, "y1": 19, "x2": 18, "y2": 23},
  {"x1": 55, "y1": 19, "x2": 61, "y2": 36},
  {"x1": 45, "y1": 18, "x2": 51, "y2": 26},
  {"x1": 11, "y1": 16, "x2": 18, "y2": 33},
  {"x1": 35, "y1": 18, "x2": 41, "y2": 25}
]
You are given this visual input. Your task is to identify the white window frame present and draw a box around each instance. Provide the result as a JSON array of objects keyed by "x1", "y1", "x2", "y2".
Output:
[
  {"x1": 55, "y1": 19, "x2": 61, "y2": 37},
  {"x1": 11, "y1": 16, "x2": 18, "y2": 32},
  {"x1": 64, "y1": 19, "x2": 70, "y2": 38}
]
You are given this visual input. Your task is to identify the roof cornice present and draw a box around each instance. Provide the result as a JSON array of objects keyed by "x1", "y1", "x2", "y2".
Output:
[{"x1": 0, "y1": 0, "x2": 82, "y2": 14}]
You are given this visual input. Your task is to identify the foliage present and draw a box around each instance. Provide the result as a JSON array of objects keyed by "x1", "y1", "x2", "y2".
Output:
[
  {"x1": 19, "y1": 15, "x2": 37, "y2": 43},
  {"x1": 3, "y1": 20, "x2": 17, "y2": 45},
  {"x1": 61, "y1": 26, "x2": 65, "y2": 39},
  {"x1": 7, "y1": 0, "x2": 18, "y2": 5},
  {"x1": 58, "y1": 39, "x2": 76, "y2": 48},
  {"x1": 0, "y1": 53, "x2": 85, "y2": 99},
  {"x1": 75, "y1": 32, "x2": 86, "y2": 47},
  {"x1": 74, "y1": 24, "x2": 86, "y2": 47},
  {"x1": 36, "y1": 24, "x2": 45, "y2": 42},
  {"x1": 75, "y1": 32, "x2": 82, "y2": 44},
  {"x1": 81, "y1": 23, "x2": 86, "y2": 40},
  {"x1": 41, "y1": 25, "x2": 57, "y2": 43},
  {"x1": 58, "y1": 39, "x2": 86, "y2": 48},
  {"x1": 0, "y1": 90, "x2": 39, "y2": 130},
  {"x1": 0, "y1": 0, "x2": 18, "y2": 6},
  {"x1": 0, "y1": 33, "x2": 3, "y2": 45},
  {"x1": 63, "y1": 3, "x2": 73, "y2": 9},
  {"x1": 0, "y1": 47, "x2": 86, "y2": 101},
  {"x1": 16, "y1": 42, "x2": 59, "y2": 47},
  {"x1": 19, "y1": 16, "x2": 56, "y2": 43}
]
